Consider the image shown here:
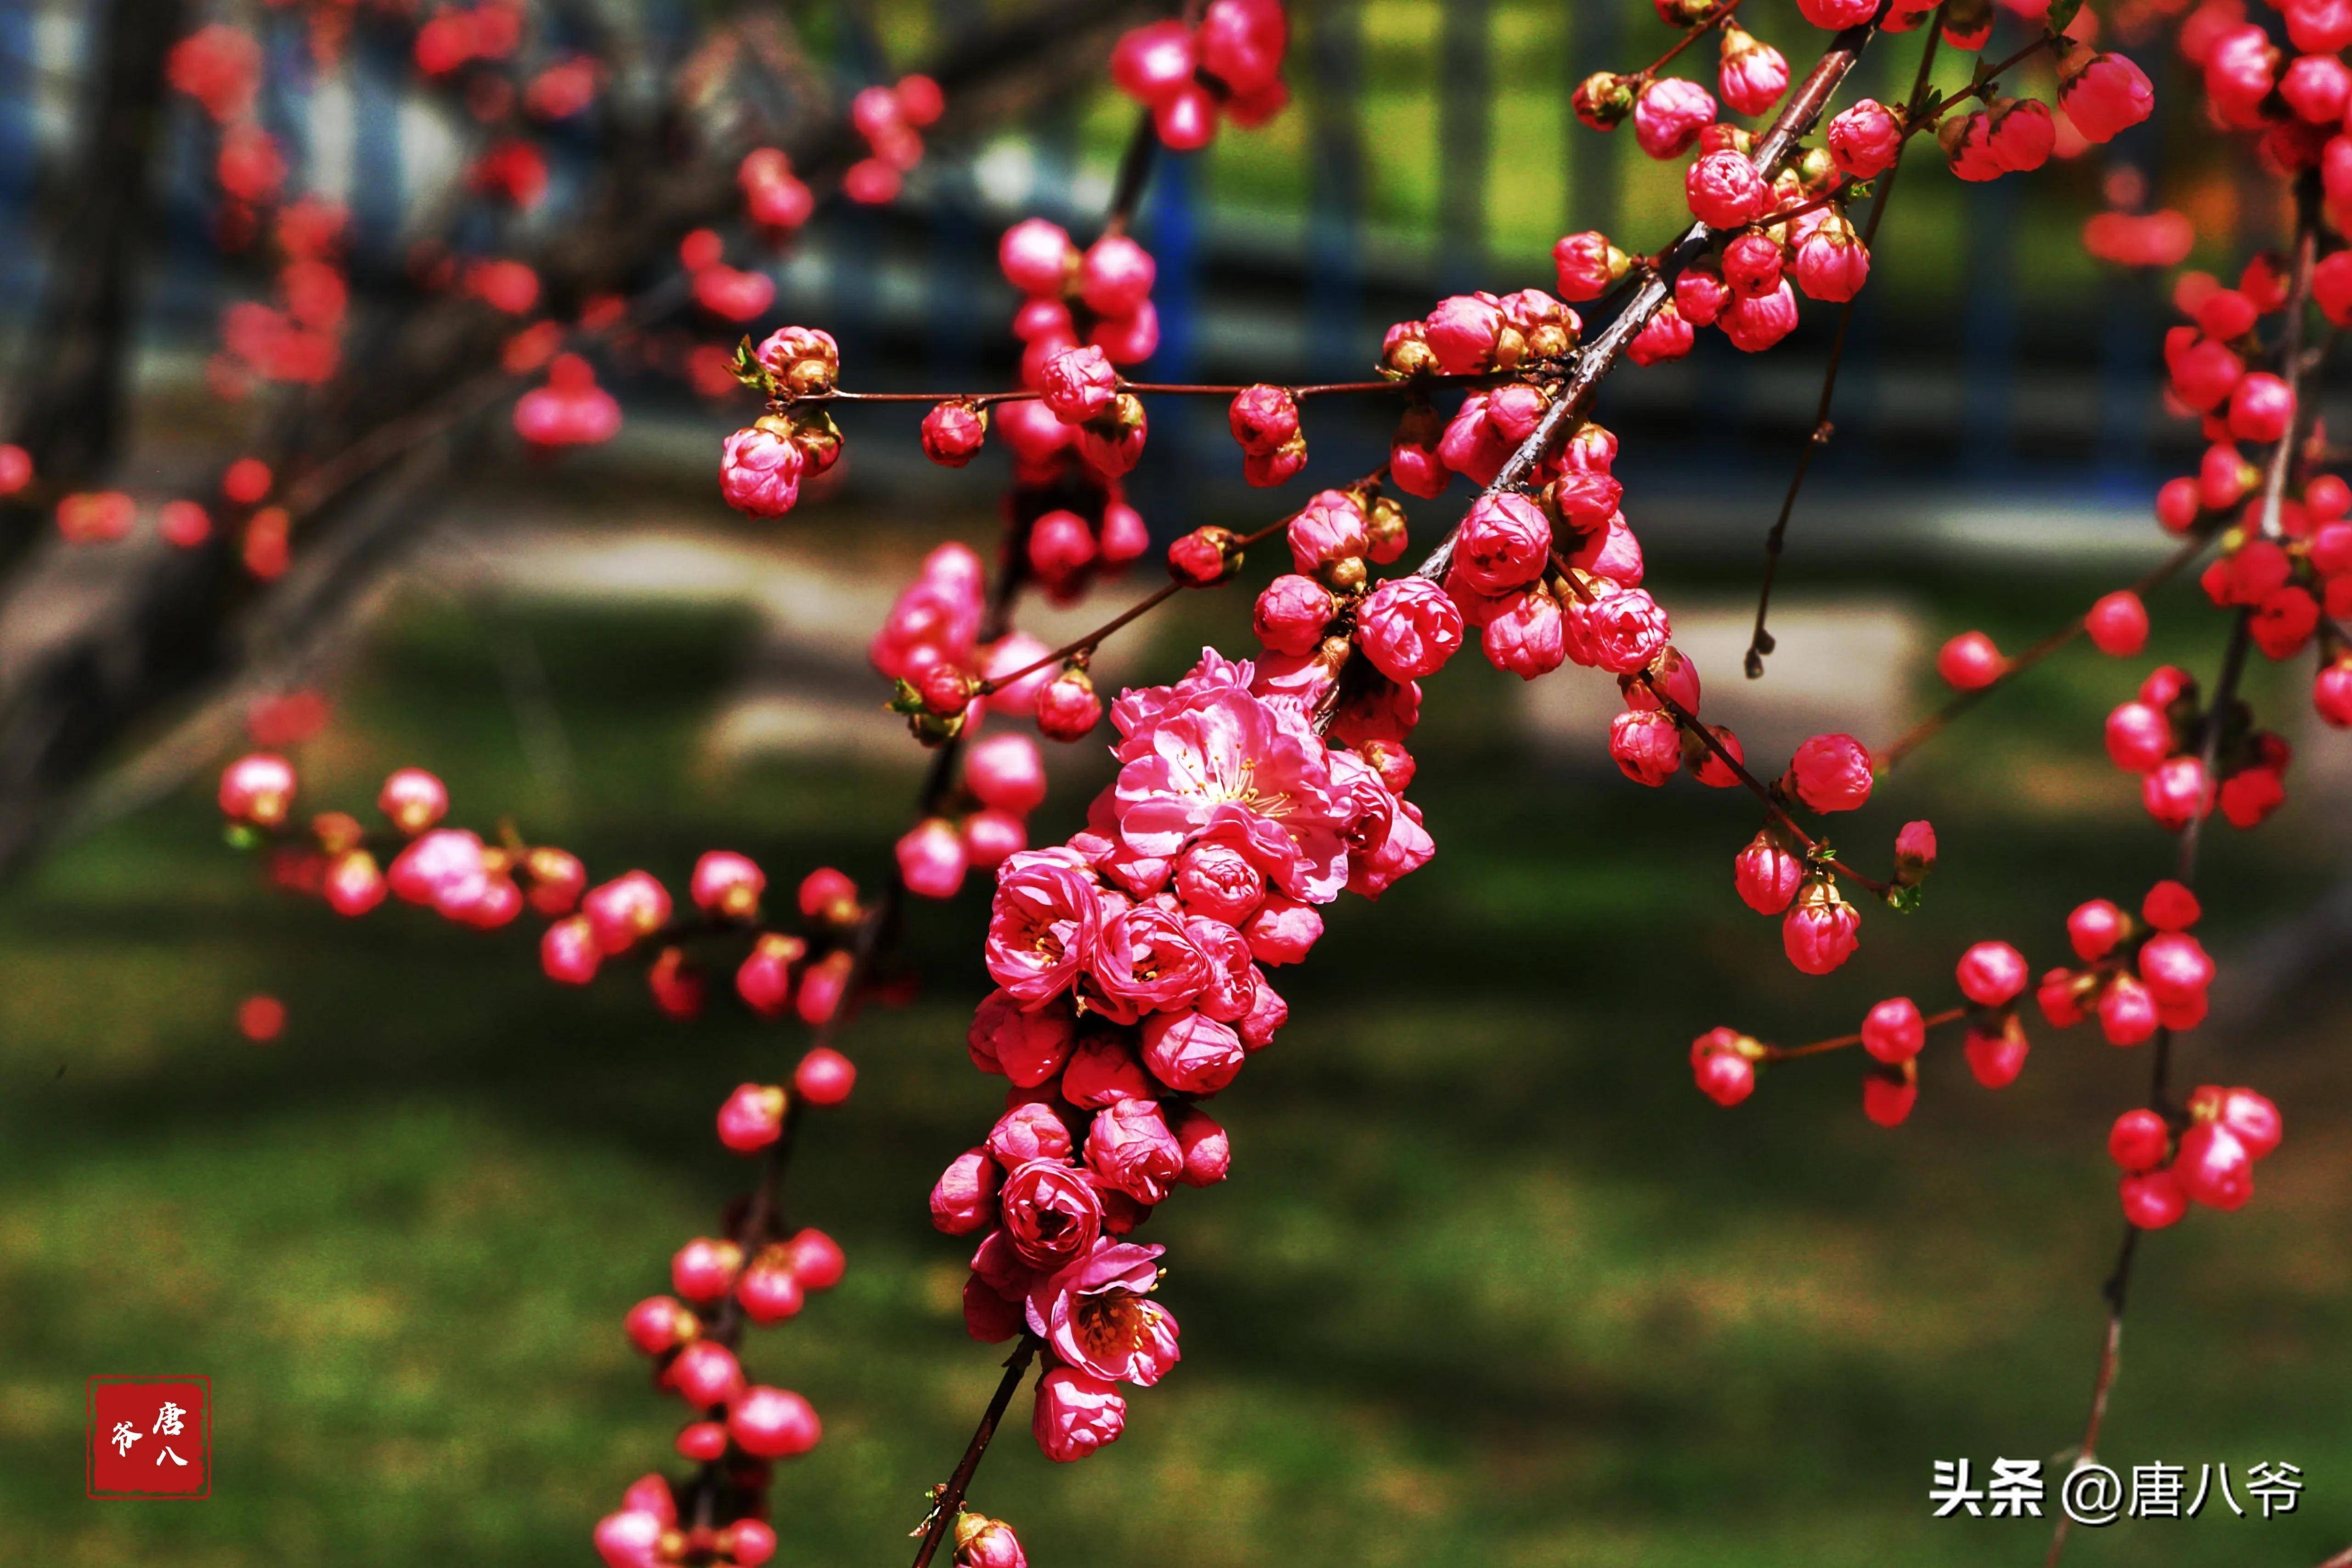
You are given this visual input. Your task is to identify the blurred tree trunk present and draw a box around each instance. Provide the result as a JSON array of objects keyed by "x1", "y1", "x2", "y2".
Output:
[{"x1": 0, "y1": 0, "x2": 184, "y2": 571}]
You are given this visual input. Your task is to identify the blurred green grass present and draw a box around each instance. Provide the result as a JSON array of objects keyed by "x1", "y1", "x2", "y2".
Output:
[{"x1": 1, "y1": 540, "x2": 2347, "y2": 1567}]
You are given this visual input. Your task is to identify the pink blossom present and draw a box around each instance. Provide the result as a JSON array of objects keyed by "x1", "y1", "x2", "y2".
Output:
[
  {"x1": 929, "y1": 1148, "x2": 998, "y2": 1234},
  {"x1": 2142, "y1": 754, "x2": 2214, "y2": 830},
  {"x1": 1675, "y1": 264, "x2": 1730, "y2": 326},
  {"x1": 1039, "y1": 345, "x2": 1117, "y2": 425},
  {"x1": 1357, "y1": 576, "x2": 1465, "y2": 682},
  {"x1": 984, "y1": 855, "x2": 1106, "y2": 1006},
  {"x1": 1083, "y1": 902, "x2": 1210, "y2": 1021},
  {"x1": 1423, "y1": 293, "x2": 1510, "y2": 374},
  {"x1": 2063, "y1": 52, "x2": 2154, "y2": 141},
  {"x1": 1986, "y1": 99, "x2": 2054, "y2": 174},
  {"x1": 1956, "y1": 940, "x2": 2030, "y2": 1007},
  {"x1": 1740, "y1": 827, "x2": 1806, "y2": 912},
  {"x1": 1798, "y1": 0, "x2": 1878, "y2": 25},
  {"x1": 718, "y1": 423, "x2": 804, "y2": 518},
  {"x1": 1862, "y1": 997, "x2": 1927, "y2": 1064},
  {"x1": 1173, "y1": 837, "x2": 1267, "y2": 923},
  {"x1": 1184, "y1": 915, "x2": 1261, "y2": 1020},
  {"x1": 1112, "y1": 20, "x2": 1198, "y2": 105},
  {"x1": 1453, "y1": 493, "x2": 1553, "y2": 595},
  {"x1": 1564, "y1": 581, "x2": 1670, "y2": 674},
  {"x1": 1111, "y1": 680, "x2": 1352, "y2": 901},
  {"x1": 1562, "y1": 510, "x2": 1645, "y2": 586},
  {"x1": 1720, "y1": 280, "x2": 1799, "y2": 352},
  {"x1": 1610, "y1": 709, "x2": 1682, "y2": 786},
  {"x1": 1436, "y1": 393, "x2": 1515, "y2": 485},
  {"x1": 921, "y1": 401, "x2": 988, "y2": 466},
  {"x1": 1238, "y1": 969, "x2": 1289, "y2": 1048},
  {"x1": 1141, "y1": 1008, "x2": 1248, "y2": 1093},
  {"x1": 1633, "y1": 76, "x2": 1718, "y2": 160},
  {"x1": 1032, "y1": 1366, "x2": 1126, "y2": 1461},
  {"x1": 1242, "y1": 893, "x2": 1322, "y2": 965},
  {"x1": 1787, "y1": 732, "x2": 1873, "y2": 812},
  {"x1": 1287, "y1": 488, "x2": 1370, "y2": 573},
  {"x1": 1084, "y1": 1101, "x2": 1185, "y2": 1206},
  {"x1": 1252, "y1": 573, "x2": 1336, "y2": 657},
  {"x1": 988, "y1": 1101, "x2": 1074, "y2": 1168},
  {"x1": 1079, "y1": 235, "x2": 1156, "y2": 318},
  {"x1": 1480, "y1": 585, "x2": 1568, "y2": 679},
  {"x1": 1718, "y1": 27, "x2": 1789, "y2": 115},
  {"x1": 1783, "y1": 885, "x2": 1861, "y2": 974},
  {"x1": 1171, "y1": 1106, "x2": 1232, "y2": 1186},
  {"x1": 1024, "y1": 1240, "x2": 1181, "y2": 1384},
  {"x1": 1685, "y1": 149, "x2": 1766, "y2": 228},
  {"x1": 1228, "y1": 383, "x2": 1302, "y2": 455},
  {"x1": 1552, "y1": 231, "x2": 1627, "y2": 301},
  {"x1": 1827, "y1": 99, "x2": 1902, "y2": 178},
  {"x1": 999, "y1": 1159, "x2": 1105, "y2": 1268},
  {"x1": 967, "y1": 991, "x2": 1076, "y2": 1084},
  {"x1": 898, "y1": 816, "x2": 968, "y2": 900},
  {"x1": 1628, "y1": 300, "x2": 1697, "y2": 365},
  {"x1": 966, "y1": 732, "x2": 1048, "y2": 815},
  {"x1": 1792, "y1": 222, "x2": 1870, "y2": 303},
  {"x1": 1057, "y1": 1036, "x2": 1151, "y2": 1109},
  {"x1": 999, "y1": 217, "x2": 1074, "y2": 296}
]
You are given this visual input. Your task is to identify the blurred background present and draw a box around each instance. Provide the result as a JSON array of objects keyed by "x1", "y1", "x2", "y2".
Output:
[{"x1": 0, "y1": 0, "x2": 2348, "y2": 1564}]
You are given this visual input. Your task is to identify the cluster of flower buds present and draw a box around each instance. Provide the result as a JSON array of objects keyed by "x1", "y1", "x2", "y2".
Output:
[
  {"x1": 1036, "y1": 345, "x2": 1149, "y2": 479},
  {"x1": 842, "y1": 74, "x2": 946, "y2": 204},
  {"x1": 218, "y1": 757, "x2": 581, "y2": 930},
  {"x1": 1108, "y1": 0, "x2": 1289, "y2": 149},
  {"x1": 929, "y1": 644, "x2": 1432, "y2": 1466},
  {"x1": 1225, "y1": 384, "x2": 1308, "y2": 487},
  {"x1": 2108, "y1": 1082, "x2": 2284, "y2": 1227},
  {"x1": 715, "y1": 328, "x2": 849, "y2": 518},
  {"x1": 594, "y1": 1472, "x2": 777, "y2": 1568},
  {"x1": 1380, "y1": 289, "x2": 1580, "y2": 386},
  {"x1": 871, "y1": 540, "x2": 1086, "y2": 744},
  {"x1": 2037, "y1": 880, "x2": 2217, "y2": 1045},
  {"x1": 1733, "y1": 793, "x2": 1934, "y2": 977},
  {"x1": 2161, "y1": 272, "x2": 2304, "y2": 447},
  {"x1": 2103, "y1": 662, "x2": 2295, "y2": 831},
  {"x1": 1692, "y1": 929, "x2": 2028, "y2": 1115},
  {"x1": 998, "y1": 218, "x2": 1161, "y2": 404}
]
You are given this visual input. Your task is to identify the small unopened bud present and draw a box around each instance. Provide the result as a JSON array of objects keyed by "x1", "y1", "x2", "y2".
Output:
[
  {"x1": 1573, "y1": 71, "x2": 1636, "y2": 130},
  {"x1": 1168, "y1": 525, "x2": 1244, "y2": 586},
  {"x1": 1318, "y1": 555, "x2": 1368, "y2": 594},
  {"x1": 1365, "y1": 496, "x2": 1409, "y2": 564}
]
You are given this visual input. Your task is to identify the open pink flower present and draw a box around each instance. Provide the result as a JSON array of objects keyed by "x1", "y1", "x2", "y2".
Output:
[
  {"x1": 1024, "y1": 1240, "x2": 1182, "y2": 1386},
  {"x1": 1112, "y1": 680, "x2": 1353, "y2": 903},
  {"x1": 984, "y1": 853, "x2": 1106, "y2": 1007}
]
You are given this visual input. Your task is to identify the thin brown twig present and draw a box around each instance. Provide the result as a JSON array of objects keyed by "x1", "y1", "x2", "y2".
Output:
[
  {"x1": 1636, "y1": 0, "x2": 1749, "y2": 83},
  {"x1": 1746, "y1": 15, "x2": 1943, "y2": 679},
  {"x1": 909, "y1": 1336, "x2": 1044, "y2": 1568},
  {"x1": 1758, "y1": 1004, "x2": 1965, "y2": 1060},
  {"x1": 972, "y1": 498, "x2": 1339, "y2": 695},
  {"x1": 1875, "y1": 527, "x2": 2221, "y2": 769}
]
